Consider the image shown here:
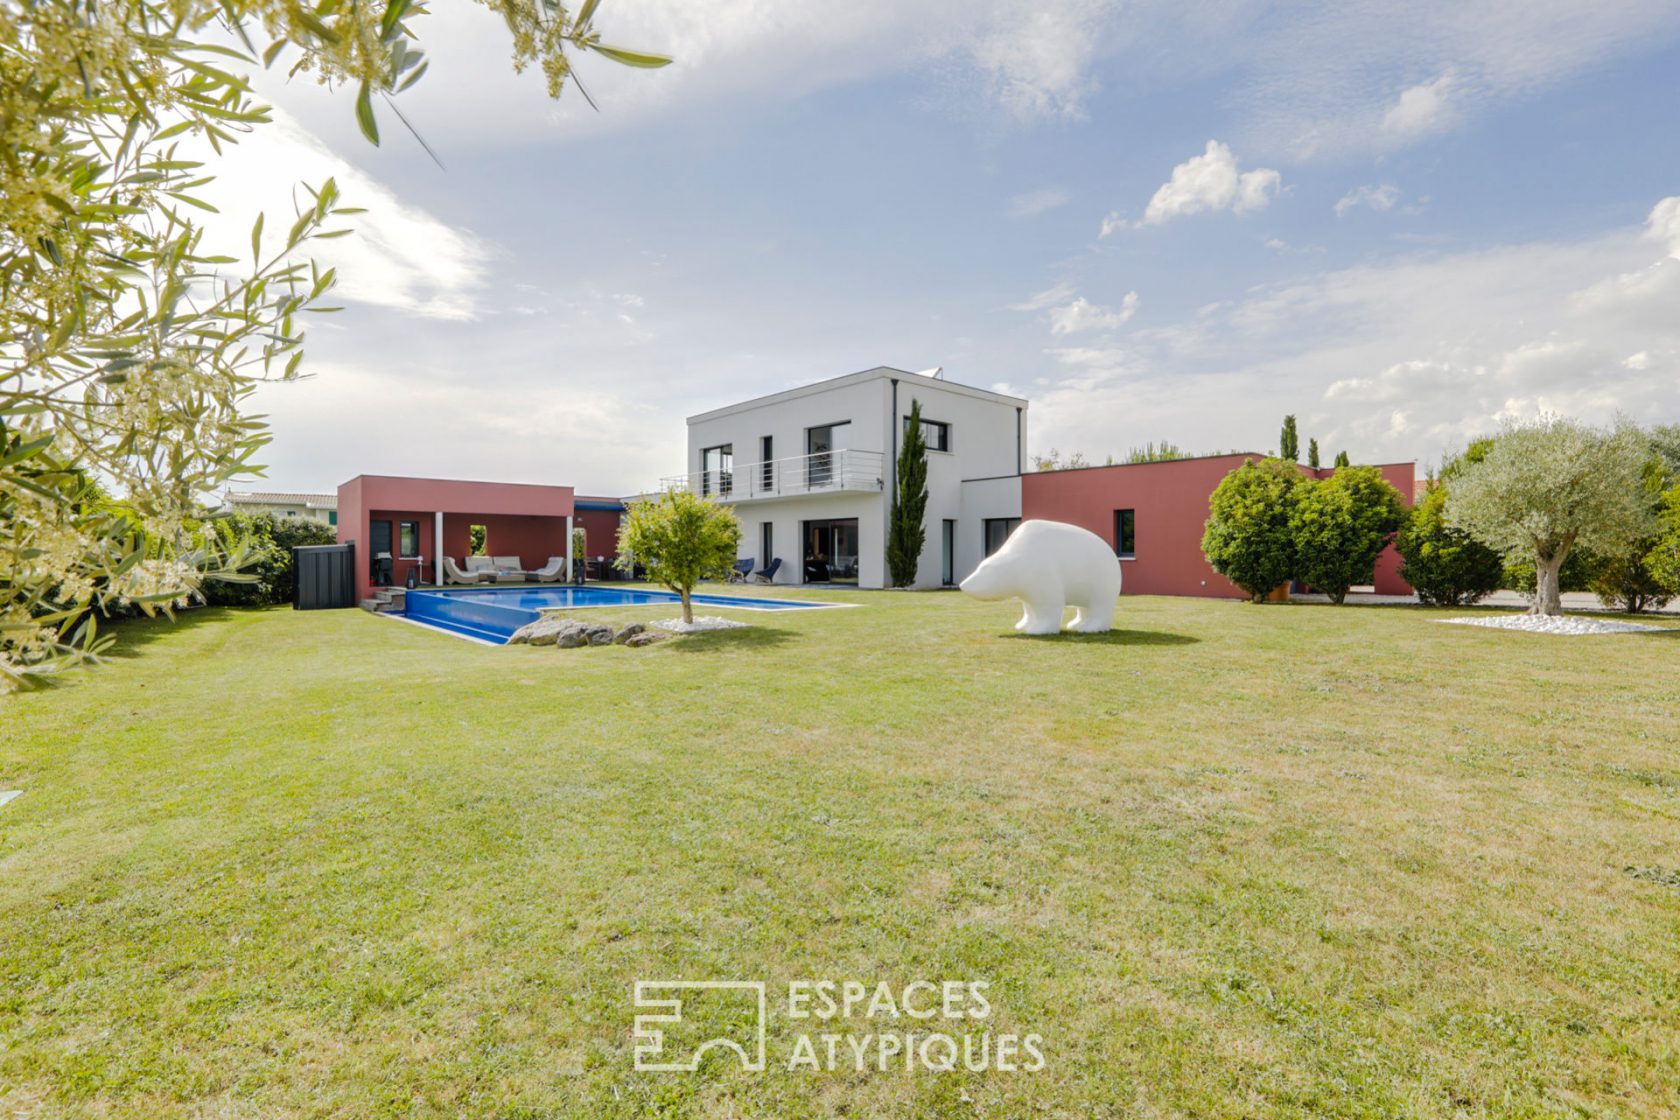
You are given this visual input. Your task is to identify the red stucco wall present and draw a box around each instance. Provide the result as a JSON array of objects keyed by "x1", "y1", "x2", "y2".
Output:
[
  {"x1": 574, "y1": 506, "x2": 625, "y2": 566},
  {"x1": 1021, "y1": 455, "x2": 1416, "y2": 600}
]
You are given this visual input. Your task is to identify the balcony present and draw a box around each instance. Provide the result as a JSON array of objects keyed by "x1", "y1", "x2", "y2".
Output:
[{"x1": 661, "y1": 449, "x2": 885, "y2": 502}]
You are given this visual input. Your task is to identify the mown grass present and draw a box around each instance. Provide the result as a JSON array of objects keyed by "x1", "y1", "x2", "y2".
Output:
[{"x1": 2, "y1": 589, "x2": 1678, "y2": 1118}]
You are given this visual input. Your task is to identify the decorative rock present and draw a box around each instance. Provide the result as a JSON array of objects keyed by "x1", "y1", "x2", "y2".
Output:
[
  {"x1": 584, "y1": 623, "x2": 615, "y2": 646},
  {"x1": 652, "y1": 616, "x2": 749, "y2": 633},
  {"x1": 625, "y1": 631, "x2": 670, "y2": 647},
  {"x1": 612, "y1": 622, "x2": 646, "y2": 645},
  {"x1": 510, "y1": 616, "x2": 588, "y2": 646},
  {"x1": 1439, "y1": 614, "x2": 1664, "y2": 635},
  {"x1": 555, "y1": 627, "x2": 590, "y2": 649}
]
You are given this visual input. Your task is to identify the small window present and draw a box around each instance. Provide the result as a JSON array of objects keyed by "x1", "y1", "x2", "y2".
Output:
[
  {"x1": 907, "y1": 416, "x2": 951, "y2": 452},
  {"x1": 983, "y1": 517, "x2": 1019, "y2": 557},
  {"x1": 1114, "y1": 509, "x2": 1135, "y2": 559},
  {"x1": 399, "y1": 520, "x2": 421, "y2": 558},
  {"x1": 328, "y1": 511, "x2": 338, "y2": 526}
]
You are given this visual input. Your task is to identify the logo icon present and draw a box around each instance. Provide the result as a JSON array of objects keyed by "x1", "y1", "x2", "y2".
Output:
[{"x1": 632, "y1": 980, "x2": 768, "y2": 1072}]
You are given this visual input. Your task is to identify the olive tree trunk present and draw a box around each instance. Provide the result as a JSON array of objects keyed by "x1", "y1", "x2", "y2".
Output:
[
  {"x1": 680, "y1": 586, "x2": 694, "y2": 625},
  {"x1": 1531, "y1": 552, "x2": 1566, "y2": 616}
]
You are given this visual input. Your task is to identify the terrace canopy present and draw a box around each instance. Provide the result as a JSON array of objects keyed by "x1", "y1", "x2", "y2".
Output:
[{"x1": 336, "y1": 475, "x2": 575, "y2": 603}]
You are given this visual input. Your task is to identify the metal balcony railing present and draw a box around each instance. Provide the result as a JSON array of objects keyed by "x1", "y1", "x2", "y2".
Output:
[{"x1": 660, "y1": 448, "x2": 886, "y2": 501}]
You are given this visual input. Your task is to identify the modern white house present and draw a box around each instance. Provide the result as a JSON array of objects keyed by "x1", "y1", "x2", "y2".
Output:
[
  {"x1": 221, "y1": 489, "x2": 338, "y2": 525},
  {"x1": 666, "y1": 366, "x2": 1026, "y2": 589}
]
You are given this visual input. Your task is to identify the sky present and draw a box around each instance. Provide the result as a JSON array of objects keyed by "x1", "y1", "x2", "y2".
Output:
[{"x1": 217, "y1": 0, "x2": 1680, "y2": 496}]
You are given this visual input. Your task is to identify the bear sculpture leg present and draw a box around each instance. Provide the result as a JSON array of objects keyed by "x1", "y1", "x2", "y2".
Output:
[{"x1": 1067, "y1": 596, "x2": 1115, "y2": 633}]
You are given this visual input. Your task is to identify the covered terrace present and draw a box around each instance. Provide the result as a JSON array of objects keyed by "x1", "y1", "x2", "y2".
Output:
[{"x1": 336, "y1": 475, "x2": 575, "y2": 604}]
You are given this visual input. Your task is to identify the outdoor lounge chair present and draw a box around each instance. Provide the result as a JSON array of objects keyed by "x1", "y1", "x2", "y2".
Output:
[
  {"x1": 491, "y1": 555, "x2": 527, "y2": 582},
  {"x1": 531, "y1": 556, "x2": 565, "y2": 583},
  {"x1": 728, "y1": 558, "x2": 754, "y2": 583},
  {"x1": 442, "y1": 556, "x2": 487, "y2": 585},
  {"x1": 752, "y1": 557, "x2": 782, "y2": 584},
  {"x1": 465, "y1": 556, "x2": 497, "y2": 581}
]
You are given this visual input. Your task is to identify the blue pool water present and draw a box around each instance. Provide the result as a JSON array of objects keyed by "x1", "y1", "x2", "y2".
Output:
[{"x1": 403, "y1": 585, "x2": 835, "y2": 644}]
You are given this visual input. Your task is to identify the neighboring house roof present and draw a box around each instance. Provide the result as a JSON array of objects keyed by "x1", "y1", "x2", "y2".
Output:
[{"x1": 225, "y1": 490, "x2": 337, "y2": 510}]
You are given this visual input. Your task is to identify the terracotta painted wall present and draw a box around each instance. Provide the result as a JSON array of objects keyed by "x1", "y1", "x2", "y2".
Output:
[
  {"x1": 1021, "y1": 456, "x2": 1417, "y2": 600},
  {"x1": 573, "y1": 506, "x2": 625, "y2": 565}
]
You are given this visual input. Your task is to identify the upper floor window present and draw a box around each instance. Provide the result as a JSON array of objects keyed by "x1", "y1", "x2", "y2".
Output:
[
  {"x1": 702, "y1": 444, "x2": 733, "y2": 497},
  {"x1": 1114, "y1": 509, "x2": 1136, "y2": 559},
  {"x1": 907, "y1": 416, "x2": 951, "y2": 452}
]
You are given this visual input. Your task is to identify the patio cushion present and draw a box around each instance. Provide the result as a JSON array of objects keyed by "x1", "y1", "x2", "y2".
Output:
[
  {"x1": 465, "y1": 556, "x2": 494, "y2": 573},
  {"x1": 491, "y1": 555, "x2": 524, "y2": 572}
]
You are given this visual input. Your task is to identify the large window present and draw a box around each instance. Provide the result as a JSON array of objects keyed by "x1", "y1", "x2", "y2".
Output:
[
  {"x1": 906, "y1": 416, "x2": 951, "y2": 452},
  {"x1": 983, "y1": 517, "x2": 1019, "y2": 557},
  {"x1": 702, "y1": 444, "x2": 733, "y2": 497},
  {"x1": 806, "y1": 422, "x2": 849, "y2": 488},
  {"x1": 399, "y1": 520, "x2": 421, "y2": 558},
  {"x1": 759, "y1": 435, "x2": 774, "y2": 491},
  {"x1": 1114, "y1": 509, "x2": 1136, "y2": 559}
]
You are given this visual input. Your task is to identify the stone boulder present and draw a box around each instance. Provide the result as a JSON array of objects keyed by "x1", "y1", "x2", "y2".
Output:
[
  {"x1": 624, "y1": 631, "x2": 670, "y2": 648},
  {"x1": 583, "y1": 623, "x2": 615, "y2": 646},
  {"x1": 555, "y1": 625, "x2": 591, "y2": 649},
  {"x1": 612, "y1": 623, "x2": 646, "y2": 645},
  {"x1": 510, "y1": 616, "x2": 587, "y2": 646}
]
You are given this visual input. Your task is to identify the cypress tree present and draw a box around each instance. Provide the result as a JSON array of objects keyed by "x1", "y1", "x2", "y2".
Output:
[
  {"x1": 1280, "y1": 415, "x2": 1300, "y2": 462},
  {"x1": 887, "y1": 399, "x2": 929, "y2": 587},
  {"x1": 1307, "y1": 438, "x2": 1320, "y2": 469}
]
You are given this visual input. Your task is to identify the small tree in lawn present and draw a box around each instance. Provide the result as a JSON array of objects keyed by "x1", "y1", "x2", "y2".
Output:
[
  {"x1": 888, "y1": 399, "x2": 930, "y2": 587},
  {"x1": 1291, "y1": 465, "x2": 1407, "y2": 604},
  {"x1": 1202, "y1": 458, "x2": 1303, "y2": 602},
  {"x1": 615, "y1": 490, "x2": 741, "y2": 625},
  {"x1": 1280, "y1": 415, "x2": 1300, "y2": 462},
  {"x1": 1396, "y1": 484, "x2": 1504, "y2": 606},
  {"x1": 1447, "y1": 417, "x2": 1655, "y2": 616}
]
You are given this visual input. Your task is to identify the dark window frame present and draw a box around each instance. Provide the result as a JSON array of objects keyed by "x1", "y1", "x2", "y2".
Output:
[
  {"x1": 906, "y1": 415, "x2": 951, "y2": 452},
  {"x1": 982, "y1": 517, "x2": 1020, "y2": 557},
  {"x1": 1114, "y1": 509, "x2": 1136, "y2": 559},
  {"x1": 398, "y1": 520, "x2": 421, "y2": 559},
  {"x1": 701, "y1": 443, "x2": 734, "y2": 497}
]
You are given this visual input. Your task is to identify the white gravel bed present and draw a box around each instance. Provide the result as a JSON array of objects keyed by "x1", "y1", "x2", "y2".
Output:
[
  {"x1": 653, "y1": 615, "x2": 750, "y2": 634},
  {"x1": 1439, "y1": 614, "x2": 1665, "y2": 635}
]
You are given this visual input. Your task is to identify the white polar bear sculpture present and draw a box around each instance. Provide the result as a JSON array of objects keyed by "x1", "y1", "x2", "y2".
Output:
[{"x1": 960, "y1": 519, "x2": 1122, "y2": 635}]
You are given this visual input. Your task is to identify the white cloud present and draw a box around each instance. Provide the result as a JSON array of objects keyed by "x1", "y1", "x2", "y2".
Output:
[
  {"x1": 1106, "y1": 141, "x2": 1282, "y2": 233},
  {"x1": 1648, "y1": 195, "x2": 1680, "y2": 257},
  {"x1": 1047, "y1": 293, "x2": 1139, "y2": 334},
  {"x1": 1011, "y1": 282, "x2": 1076, "y2": 312},
  {"x1": 1382, "y1": 71, "x2": 1458, "y2": 137},
  {"x1": 200, "y1": 109, "x2": 490, "y2": 320},
  {"x1": 1334, "y1": 183, "x2": 1401, "y2": 217},
  {"x1": 968, "y1": 3, "x2": 1114, "y2": 119},
  {"x1": 1008, "y1": 187, "x2": 1073, "y2": 218},
  {"x1": 1027, "y1": 197, "x2": 1680, "y2": 466}
]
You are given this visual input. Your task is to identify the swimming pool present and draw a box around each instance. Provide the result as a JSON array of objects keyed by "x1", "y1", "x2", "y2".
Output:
[{"x1": 403, "y1": 585, "x2": 841, "y2": 644}]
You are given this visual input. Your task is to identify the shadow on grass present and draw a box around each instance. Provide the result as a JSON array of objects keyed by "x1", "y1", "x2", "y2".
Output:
[
  {"x1": 668, "y1": 626, "x2": 798, "y2": 653},
  {"x1": 95, "y1": 605, "x2": 250, "y2": 660},
  {"x1": 1000, "y1": 628, "x2": 1199, "y2": 646}
]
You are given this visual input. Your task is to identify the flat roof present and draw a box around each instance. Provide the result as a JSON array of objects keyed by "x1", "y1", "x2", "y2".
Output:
[{"x1": 687, "y1": 365, "x2": 1029, "y2": 424}]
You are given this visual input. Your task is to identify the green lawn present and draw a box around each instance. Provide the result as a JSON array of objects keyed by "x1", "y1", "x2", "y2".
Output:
[{"x1": 3, "y1": 591, "x2": 1678, "y2": 1118}]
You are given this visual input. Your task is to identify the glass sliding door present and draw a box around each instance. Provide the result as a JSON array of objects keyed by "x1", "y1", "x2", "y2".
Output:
[
  {"x1": 802, "y1": 518, "x2": 858, "y2": 584},
  {"x1": 701, "y1": 444, "x2": 733, "y2": 497}
]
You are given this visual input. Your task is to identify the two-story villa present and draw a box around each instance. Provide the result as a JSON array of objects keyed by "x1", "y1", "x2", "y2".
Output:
[{"x1": 671, "y1": 366, "x2": 1027, "y2": 589}]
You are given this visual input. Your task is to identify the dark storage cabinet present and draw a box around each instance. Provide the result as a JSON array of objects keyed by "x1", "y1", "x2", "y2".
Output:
[{"x1": 293, "y1": 544, "x2": 356, "y2": 610}]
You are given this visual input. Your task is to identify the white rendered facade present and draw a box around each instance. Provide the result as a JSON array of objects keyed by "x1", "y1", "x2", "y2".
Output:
[{"x1": 671, "y1": 367, "x2": 1027, "y2": 589}]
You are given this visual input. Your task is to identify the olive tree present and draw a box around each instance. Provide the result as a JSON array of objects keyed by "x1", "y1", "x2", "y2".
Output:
[
  {"x1": 1646, "y1": 484, "x2": 1680, "y2": 595},
  {"x1": 1201, "y1": 457, "x2": 1302, "y2": 602},
  {"x1": 1446, "y1": 417, "x2": 1655, "y2": 616},
  {"x1": 616, "y1": 490, "x2": 742, "y2": 625},
  {"x1": 1290, "y1": 465, "x2": 1406, "y2": 604},
  {"x1": 1, "y1": 1, "x2": 666, "y2": 688}
]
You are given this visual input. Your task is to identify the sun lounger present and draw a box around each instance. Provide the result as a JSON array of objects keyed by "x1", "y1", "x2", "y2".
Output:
[
  {"x1": 531, "y1": 556, "x2": 566, "y2": 583},
  {"x1": 442, "y1": 556, "x2": 487, "y2": 585}
]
